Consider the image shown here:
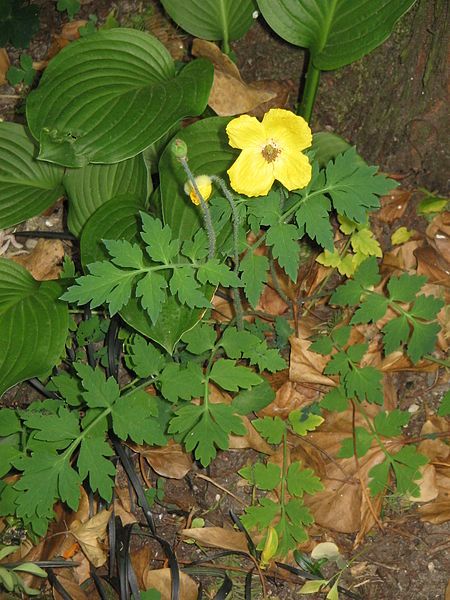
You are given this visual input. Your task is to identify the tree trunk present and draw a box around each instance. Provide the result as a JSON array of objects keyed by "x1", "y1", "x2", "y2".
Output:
[
  {"x1": 236, "y1": 0, "x2": 448, "y2": 191},
  {"x1": 315, "y1": 0, "x2": 449, "y2": 192}
]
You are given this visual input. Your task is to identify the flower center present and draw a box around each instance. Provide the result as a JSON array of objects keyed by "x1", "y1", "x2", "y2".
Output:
[{"x1": 261, "y1": 141, "x2": 281, "y2": 163}]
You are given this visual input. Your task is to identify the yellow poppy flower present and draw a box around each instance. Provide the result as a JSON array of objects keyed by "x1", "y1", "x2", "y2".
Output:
[
  {"x1": 184, "y1": 175, "x2": 213, "y2": 205},
  {"x1": 226, "y1": 108, "x2": 312, "y2": 197}
]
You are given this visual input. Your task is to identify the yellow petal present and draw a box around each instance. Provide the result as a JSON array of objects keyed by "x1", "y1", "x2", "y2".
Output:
[
  {"x1": 226, "y1": 114, "x2": 265, "y2": 149},
  {"x1": 184, "y1": 175, "x2": 213, "y2": 205},
  {"x1": 227, "y1": 147, "x2": 275, "y2": 197},
  {"x1": 273, "y1": 147, "x2": 312, "y2": 191},
  {"x1": 262, "y1": 108, "x2": 312, "y2": 151}
]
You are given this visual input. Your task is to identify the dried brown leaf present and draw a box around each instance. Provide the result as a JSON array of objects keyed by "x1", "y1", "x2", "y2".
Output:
[
  {"x1": 130, "y1": 545, "x2": 152, "y2": 590},
  {"x1": 113, "y1": 484, "x2": 138, "y2": 526},
  {"x1": 376, "y1": 189, "x2": 411, "y2": 224},
  {"x1": 289, "y1": 335, "x2": 337, "y2": 387},
  {"x1": 181, "y1": 526, "x2": 248, "y2": 552},
  {"x1": 69, "y1": 508, "x2": 112, "y2": 568},
  {"x1": 133, "y1": 440, "x2": 193, "y2": 479},
  {"x1": 426, "y1": 211, "x2": 450, "y2": 265},
  {"x1": 415, "y1": 245, "x2": 450, "y2": 288},
  {"x1": 209, "y1": 384, "x2": 273, "y2": 453},
  {"x1": 0, "y1": 48, "x2": 10, "y2": 85},
  {"x1": 11, "y1": 239, "x2": 64, "y2": 280},
  {"x1": 53, "y1": 575, "x2": 92, "y2": 600},
  {"x1": 259, "y1": 380, "x2": 321, "y2": 419},
  {"x1": 192, "y1": 39, "x2": 276, "y2": 116},
  {"x1": 143, "y1": 568, "x2": 198, "y2": 600},
  {"x1": 248, "y1": 79, "x2": 296, "y2": 117}
]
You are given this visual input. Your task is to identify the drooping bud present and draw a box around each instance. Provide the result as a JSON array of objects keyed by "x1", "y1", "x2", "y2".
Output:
[{"x1": 184, "y1": 175, "x2": 213, "y2": 206}]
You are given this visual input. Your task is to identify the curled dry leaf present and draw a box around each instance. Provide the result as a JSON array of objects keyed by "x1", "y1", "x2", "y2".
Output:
[
  {"x1": 192, "y1": 39, "x2": 276, "y2": 116},
  {"x1": 69, "y1": 508, "x2": 112, "y2": 568},
  {"x1": 143, "y1": 568, "x2": 198, "y2": 600},
  {"x1": 11, "y1": 239, "x2": 65, "y2": 280},
  {"x1": 415, "y1": 245, "x2": 450, "y2": 288},
  {"x1": 0, "y1": 48, "x2": 10, "y2": 85},
  {"x1": 132, "y1": 440, "x2": 193, "y2": 479},
  {"x1": 181, "y1": 526, "x2": 248, "y2": 553}
]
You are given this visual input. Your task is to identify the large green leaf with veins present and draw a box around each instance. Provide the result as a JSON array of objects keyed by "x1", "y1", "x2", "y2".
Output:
[
  {"x1": 256, "y1": 0, "x2": 417, "y2": 70},
  {"x1": 0, "y1": 123, "x2": 64, "y2": 229},
  {"x1": 160, "y1": 117, "x2": 237, "y2": 240},
  {"x1": 26, "y1": 29, "x2": 213, "y2": 167},
  {"x1": 80, "y1": 198, "x2": 206, "y2": 353},
  {"x1": 161, "y1": 0, "x2": 257, "y2": 42},
  {"x1": 64, "y1": 154, "x2": 149, "y2": 236},
  {"x1": 0, "y1": 259, "x2": 69, "y2": 397}
]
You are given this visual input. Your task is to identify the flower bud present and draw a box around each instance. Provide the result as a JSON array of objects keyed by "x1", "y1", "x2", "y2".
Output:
[
  {"x1": 171, "y1": 138, "x2": 188, "y2": 159},
  {"x1": 184, "y1": 175, "x2": 213, "y2": 206}
]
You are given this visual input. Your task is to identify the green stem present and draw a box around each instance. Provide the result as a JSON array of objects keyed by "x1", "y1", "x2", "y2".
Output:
[
  {"x1": 178, "y1": 157, "x2": 216, "y2": 258},
  {"x1": 298, "y1": 59, "x2": 321, "y2": 122},
  {"x1": 211, "y1": 175, "x2": 244, "y2": 330},
  {"x1": 423, "y1": 354, "x2": 450, "y2": 368}
]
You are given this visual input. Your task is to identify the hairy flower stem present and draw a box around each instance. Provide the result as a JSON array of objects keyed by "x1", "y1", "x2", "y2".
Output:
[
  {"x1": 178, "y1": 156, "x2": 216, "y2": 258},
  {"x1": 212, "y1": 176, "x2": 245, "y2": 330}
]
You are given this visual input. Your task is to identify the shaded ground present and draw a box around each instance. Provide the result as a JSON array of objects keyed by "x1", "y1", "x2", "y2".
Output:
[{"x1": 1, "y1": 1, "x2": 449, "y2": 599}]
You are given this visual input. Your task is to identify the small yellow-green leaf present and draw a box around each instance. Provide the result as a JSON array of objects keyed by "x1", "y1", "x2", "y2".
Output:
[
  {"x1": 391, "y1": 226, "x2": 413, "y2": 245},
  {"x1": 338, "y1": 214, "x2": 357, "y2": 235},
  {"x1": 300, "y1": 579, "x2": 328, "y2": 593},
  {"x1": 326, "y1": 581, "x2": 339, "y2": 600},
  {"x1": 350, "y1": 228, "x2": 382, "y2": 257},
  {"x1": 260, "y1": 526, "x2": 279, "y2": 568}
]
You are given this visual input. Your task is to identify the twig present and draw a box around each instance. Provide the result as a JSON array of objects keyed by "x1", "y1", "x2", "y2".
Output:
[{"x1": 195, "y1": 473, "x2": 245, "y2": 505}]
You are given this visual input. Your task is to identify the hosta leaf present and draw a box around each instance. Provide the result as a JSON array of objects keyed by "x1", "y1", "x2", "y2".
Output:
[
  {"x1": 0, "y1": 123, "x2": 64, "y2": 229},
  {"x1": 160, "y1": 117, "x2": 237, "y2": 240},
  {"x1": 80, "y1": 197, "x2": 145, "y2": 266},
  {"x1": 160, "y1": 0, "x2": 257, "y2": 42},
  {"x1": 256, "y1": 0, "x2": 416, "y2": 70},
  {"x1": 64, "y1": 154, "x2": 148, "y2": 236},
  {"x1": 0, "y1": 260, "x2": 69, "y2": 397},
  {"x1": 27, "y1": 29, "x2": 213, "y2": 167}
]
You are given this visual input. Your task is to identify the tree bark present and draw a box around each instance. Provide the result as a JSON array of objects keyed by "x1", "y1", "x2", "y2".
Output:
[{"x1": 315, "y1": 0, "x2": 449, "y2": 192}]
